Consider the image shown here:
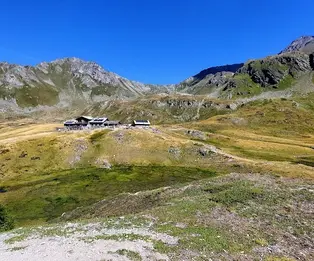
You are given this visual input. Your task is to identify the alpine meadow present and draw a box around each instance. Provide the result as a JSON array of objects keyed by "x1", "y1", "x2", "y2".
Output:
[{"x1": 0, "y1": 36, "x2": 314, "y2": 261}]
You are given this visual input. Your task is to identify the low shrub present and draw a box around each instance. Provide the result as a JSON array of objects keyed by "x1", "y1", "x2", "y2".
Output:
[{"x1": 0, "y1": 204, "x2": 15, "y2": 232}]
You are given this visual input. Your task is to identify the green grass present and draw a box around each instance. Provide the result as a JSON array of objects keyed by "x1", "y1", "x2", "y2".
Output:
[
  {"x1": 149, "y1": 174, "x2": 314, "y2": 259},
  {"x1": 193, "y1": 99, "x2": 314, "y2": 164},
  {"x1": 265, "y1": 257, "x2": 296, "y2": 261},
  {"x1": 89, "y1": 129, "x2": 111, "y2": 143},
  {"x1": 228, "y1": 73, "x2": 263, "y2": 98},
  {"x1": 148, "y1": 181, "x2": 267, "y2": 253},
  {"x1": 155, "y1": 225, "x2": 236, "y2": 253},
  {"x1": 2, "y1": 165, "x2": 216, "y2": 226},
  {"x1": 276, "y1": 74, "x2": 295, "y2": 90},
  {"x1": 248, "y1": 59, "x2": 289, "y2": 73},
  {"x1": 293, "y1": 156, "x2": 314, "y2": 167},
  {"x1": 0, "y1": 204, "x2": 15, "y2": 232},
  {"x1": 2, "y1": 173, "x2": 313, "y2": 260},
  {"x1": 230, "y1": 99, "x2": 314, "y2": 135},
  {"x1": 115, "y1": 249, "x2": 142, "y2": 261},
  {"x1": 0, "y1": 86, "x2": 14, "y2": 100},
  {"x1": 206, "y1": 180, "x2": 264, "y2": 206}
]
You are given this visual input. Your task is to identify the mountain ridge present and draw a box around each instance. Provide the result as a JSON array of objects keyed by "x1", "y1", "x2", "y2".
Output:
[{"x1": 1, "y1": 36, "x2": 314, "y2": 117}]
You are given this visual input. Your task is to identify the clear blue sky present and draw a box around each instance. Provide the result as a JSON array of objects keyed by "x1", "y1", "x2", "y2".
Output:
[{"x1": 0, "y1": 0, "x2": 313, "y2": 84}]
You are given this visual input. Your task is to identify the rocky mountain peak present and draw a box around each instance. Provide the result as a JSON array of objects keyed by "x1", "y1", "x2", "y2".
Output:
[{"x1": 280, "y1": 36, "x2": 314, "y2": 54}]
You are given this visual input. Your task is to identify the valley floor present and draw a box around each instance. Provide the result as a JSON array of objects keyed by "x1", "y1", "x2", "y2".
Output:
[{"x1": 0, "y1": 113, "x2": 314, "y2": 260}]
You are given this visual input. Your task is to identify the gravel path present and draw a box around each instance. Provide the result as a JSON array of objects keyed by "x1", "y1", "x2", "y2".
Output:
[{"x1": 0, "y1": 222, "x2": 178, "y2": 261}]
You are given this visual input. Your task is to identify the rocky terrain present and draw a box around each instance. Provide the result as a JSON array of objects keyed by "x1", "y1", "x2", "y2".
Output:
[{"x1": 176, "y1": 36, "x2": 314, "y2": 97}]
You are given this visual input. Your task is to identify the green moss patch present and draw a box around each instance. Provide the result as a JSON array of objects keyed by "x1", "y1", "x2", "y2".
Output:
[{"x1": 3, "y1": 165, "x2": 216, "y2": 226}]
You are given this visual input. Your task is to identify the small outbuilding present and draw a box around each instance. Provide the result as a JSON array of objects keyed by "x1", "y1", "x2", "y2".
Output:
[{"x1": 133, "y1": 120, "x2": 151, "y2": 127}]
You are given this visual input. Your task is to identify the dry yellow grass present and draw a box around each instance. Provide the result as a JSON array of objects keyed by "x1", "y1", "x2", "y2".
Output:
[{"x1": 0, "y1": 120, "x2": 313, "y2": 183}]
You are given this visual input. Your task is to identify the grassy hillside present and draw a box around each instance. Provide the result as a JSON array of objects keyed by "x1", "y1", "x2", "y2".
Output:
[
  {"x1": 1, "y1": 97, "x2": 314, "y2": 227},
  {"x1": 0, "y1": 122, "x2": 254, "y2": 226},
  {"x1": 1, "y1": 93, "x2": 314, "y2": 260},
  {"x1": 3, "y1": 173, "x2": 313, "y2": 260}
]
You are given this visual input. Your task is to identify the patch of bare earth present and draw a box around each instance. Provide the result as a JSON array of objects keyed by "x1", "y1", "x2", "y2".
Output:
[{"x1": 0, "y1": 222, "x2": 178, "y2": 261}]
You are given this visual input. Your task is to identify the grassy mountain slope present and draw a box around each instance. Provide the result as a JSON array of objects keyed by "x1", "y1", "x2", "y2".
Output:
[
  {"x1": 175, "y1": 36, "x2": 314, "y2": 98},
  {"x1": 178, "y1": 52, "x2": 314, "y2": 98},
  {"x1": 0, "y1": 58, "x2": 173, "y2": 114}
]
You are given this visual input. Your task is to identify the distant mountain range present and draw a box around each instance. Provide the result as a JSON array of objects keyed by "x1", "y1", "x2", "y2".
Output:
[{"x1": 0, "y1": 36, "x2": 314, "y2": 115}]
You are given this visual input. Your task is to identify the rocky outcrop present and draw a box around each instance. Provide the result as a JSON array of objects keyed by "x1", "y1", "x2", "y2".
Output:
[{"x1": 237, "y1": 53, "x2": 312, "y2": 87}]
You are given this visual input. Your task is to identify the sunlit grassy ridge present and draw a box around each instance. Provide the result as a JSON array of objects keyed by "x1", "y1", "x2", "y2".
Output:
[{"x1": 187, "y1": 97, "x2": 314, "y2": 173}]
